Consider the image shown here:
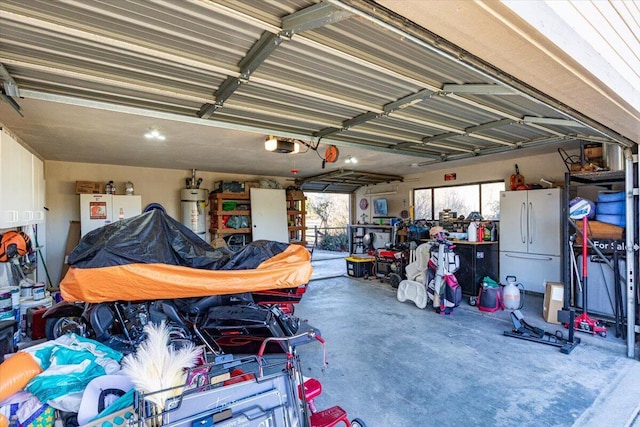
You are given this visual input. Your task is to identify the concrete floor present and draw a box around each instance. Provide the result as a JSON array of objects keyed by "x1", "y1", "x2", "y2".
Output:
[{"x1": 298, "y1": 254, "x2": 640, "y2": 427}]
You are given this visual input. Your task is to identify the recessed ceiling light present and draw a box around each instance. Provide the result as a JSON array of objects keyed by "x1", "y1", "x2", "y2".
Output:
[
  {"x1": 145, "y1": 129, "x2": 165, "y2": 140},
  {"x1": 345, "y1": 155, "x2": 357, "y2": 164}
]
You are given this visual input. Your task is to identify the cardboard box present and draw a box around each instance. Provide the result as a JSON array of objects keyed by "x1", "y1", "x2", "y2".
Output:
[
  {"x1": 583, "y1": 144, "x2": 603, "y2": 159},
  {"x1": 75, "y1": 181, "x2": 105, "y2": 194},
  {"x1": 286, "y1": 190, "x2": 305, "y2": 200},
  {"x1": 244, "y1": 181, "x2": 260, "y2": 191},
  {"x1": 61, "y1": 220, "x2": 81, "y2": 279},
  {"x1": 543, "y1": 281, "x2": 565, "y2": 324}
]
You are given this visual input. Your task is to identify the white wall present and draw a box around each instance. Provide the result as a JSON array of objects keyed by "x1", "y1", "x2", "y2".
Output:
[
  {"x1": 43, "y1": 149, "x2": 581, "y2": 286},
  {"x1": 44, "y1": 161, "x2": 288, "y2": 285},
  {"x1": 353, "y1": 150, "x2": 571, "y2": 222}
]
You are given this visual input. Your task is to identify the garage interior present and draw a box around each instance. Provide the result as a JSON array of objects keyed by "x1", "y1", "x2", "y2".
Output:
[{"x1": 0, "y1": 1, "x2": 639, "y2": 426}]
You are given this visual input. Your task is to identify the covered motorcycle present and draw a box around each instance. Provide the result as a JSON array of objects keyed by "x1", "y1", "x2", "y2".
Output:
[
  {"x1": 61, "y1": 209, "x2": 312, "y2": 302},
  {"x1": 45, "y1": 209, "x2": 314, "y2": 353}
]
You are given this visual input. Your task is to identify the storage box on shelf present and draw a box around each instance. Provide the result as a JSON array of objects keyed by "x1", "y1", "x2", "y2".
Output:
[
  {"x1": 75, "y1": 181, "x2": 105, "y2": 194},
  {"x1": 286, "y1": 192, "x2": 307, "y2": 246}
]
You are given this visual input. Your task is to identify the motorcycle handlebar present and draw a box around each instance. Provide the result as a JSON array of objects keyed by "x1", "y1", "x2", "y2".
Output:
[{"x1": 257, "y1": 329, "x2": 323, "y2": 358}]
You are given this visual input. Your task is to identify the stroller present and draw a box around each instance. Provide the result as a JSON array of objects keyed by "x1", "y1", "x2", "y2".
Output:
[{"x1": 397, "y1": 227, "x2": 461, "y2": 313}]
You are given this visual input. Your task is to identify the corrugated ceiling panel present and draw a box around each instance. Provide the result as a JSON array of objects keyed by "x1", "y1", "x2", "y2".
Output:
[
  {"x1": 480, "y1": 123, "x2": 551, "y2": 142},
  {"x1": 310, "y1": 18, "x2": 491, "y2": 87},
  {"x1": 261, "y1": 43, "x2": 421, "y2": 108},
  {"x1": 10, "y1": 75, "x2": 201, "y2": 115},
  {"x1": 223, "y1": 84, "x2": 365, "y2": 127},
  {"x1": 410, "y1": 97, "x2": 501, "y2": 128},
  {"x1": 0, "y1": 0, "x2": 628, "y2": 181},
  {"x1": 217, "y1": 0, "x2": 316, "y2": 26},
  {"x1": 352, "y1": 119, "x2": 443, "y2": 143},
  {"x1": 1, "y1": 0, "x2": 261, "y2": 67}
]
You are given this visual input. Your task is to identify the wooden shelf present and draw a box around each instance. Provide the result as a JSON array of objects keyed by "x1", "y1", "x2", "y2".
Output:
[
  {"x1": 212, "y1": 192, "x2": 250, "y2": 199},
  {"x1": 286, "y1": 194, "x2": 307, "y2": 246},
  {"x1": 212, "y1": 210, "x2": 251, "y2": 216},
  {"x1": 209, "y1": 192, "x2": 252, "y2": 242},
  {"x1": 209, "y1": 191, "x2": 308, "y2": 247},
  {"x1": 209, "y1": 228, "x2": 251, "y2": 235}
]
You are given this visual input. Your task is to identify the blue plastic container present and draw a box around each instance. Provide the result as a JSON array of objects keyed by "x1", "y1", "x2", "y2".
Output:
[
  {"x1": 596, "y1": 201, "x2": 625, "y2": 215},
  {"x1": 595, "y1": 213, "x2": 625, "y2": 227},
  {"x1": 597, "y1": 191, "x2": 624, "y2": 203}
]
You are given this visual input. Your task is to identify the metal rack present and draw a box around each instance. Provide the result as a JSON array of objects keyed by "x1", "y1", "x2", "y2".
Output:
[{"x1": 562, "y1": 150, "x2": 638, "y2": 358}]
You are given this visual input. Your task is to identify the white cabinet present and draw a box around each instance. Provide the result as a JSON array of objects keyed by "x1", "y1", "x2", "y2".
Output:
[
  {"x1": 80, "y1": 194, "x2": 142, "y2": 236},
  {"x1": 15, "y1": 142, "x2": 33, "y2": 224},
  {"x1": 31, "y1": 156, "x2": 45, "y2": 223},
  {"x1": 0, "y1": 129, "x2": 45, "y2": 228},
  {"x1": 1, "y1": 130, "x2": 19, "y2": 227}
]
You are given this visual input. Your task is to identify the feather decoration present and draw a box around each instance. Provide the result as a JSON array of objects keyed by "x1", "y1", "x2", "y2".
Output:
[{"x1": 121, "y1": 321, "x2": 200, "y2": 413}]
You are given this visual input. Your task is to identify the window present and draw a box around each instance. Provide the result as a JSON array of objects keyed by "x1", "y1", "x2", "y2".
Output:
[
  {"x1": 414, "y1": 188, "x2": 432, "y2": 220},
  {"x1": 413, "y1": 181, "x2": 504, "y2": 220}
]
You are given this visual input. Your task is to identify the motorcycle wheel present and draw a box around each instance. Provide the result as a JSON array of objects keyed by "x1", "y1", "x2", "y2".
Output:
[
  {"x1": 45, "y1": 316, "x2": 84, "y2": 340},
  {"x1": 351, "y1": 419, "x2": 367, "y2": 427}
]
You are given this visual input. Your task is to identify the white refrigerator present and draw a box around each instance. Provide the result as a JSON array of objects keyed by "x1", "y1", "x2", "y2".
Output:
[
  {"x1": 80, "y1": 194, "x2": 142, "y2": 236},
  {"x1": 499, "y1": 188, "x2": 562, "y2": 293}
]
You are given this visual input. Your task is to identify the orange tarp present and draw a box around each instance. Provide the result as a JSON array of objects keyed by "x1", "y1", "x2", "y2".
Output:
[{"x1": 61, "y1": 244, "x2": 312, "y2": 303}]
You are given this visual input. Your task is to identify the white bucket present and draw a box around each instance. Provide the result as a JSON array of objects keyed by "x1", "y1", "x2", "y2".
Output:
[
  {"x1": 20, "y1": 296, "x2": 53, "y2": 333},
  {"x1": 10, "y1": 286, "x2": 20, "y2": 309},
  {"x1": 20, "y1": 279, "x2": 35, "y2": 299},
  {"x1": 32, "y1": 283, "x2": 46, "y2": 301}
]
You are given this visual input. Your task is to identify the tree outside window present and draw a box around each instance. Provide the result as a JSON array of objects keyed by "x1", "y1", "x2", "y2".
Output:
[{"x1": 413, "y1": 181, "x2": 504, "y2": 220}]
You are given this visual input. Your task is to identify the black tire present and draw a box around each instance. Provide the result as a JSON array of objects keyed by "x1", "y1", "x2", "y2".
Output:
[
  {"x1": 351, "y1": 419, "x2": 367, "y2": 427},
  {"x1": 469, "y1": 296, "x2": 477, "y2": 306},
  {"x1": 388, "y1": 273, "x2": 402, "y2": 289},
  {"x1": 45, "y1": 316, "x2": 84, "y2": 340}
]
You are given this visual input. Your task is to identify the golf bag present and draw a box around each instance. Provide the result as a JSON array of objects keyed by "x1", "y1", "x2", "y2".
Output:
[{"x1": 426, "y1": 240, "x2": 461, "y2": 314}]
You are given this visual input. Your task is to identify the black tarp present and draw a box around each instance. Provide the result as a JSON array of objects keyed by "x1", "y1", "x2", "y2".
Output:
[{"x1": 68, "y1": 209, "x2": 289, "y2": 270}]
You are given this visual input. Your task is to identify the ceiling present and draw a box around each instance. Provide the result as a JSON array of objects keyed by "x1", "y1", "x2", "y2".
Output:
[{"x1": 0, "y1": 0, "x2": 635, "y2": 191}]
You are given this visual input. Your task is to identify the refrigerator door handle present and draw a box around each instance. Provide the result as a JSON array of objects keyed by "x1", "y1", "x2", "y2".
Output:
[
  {"x1": 504, "y1": 253, "x2": 553, "y2": 261},
  {"x1": 528, "y1": 201, "x2": 534, "y2": 245},
  {"x1": 520, "y1": 202, "x2": 526, "y2": 244}
]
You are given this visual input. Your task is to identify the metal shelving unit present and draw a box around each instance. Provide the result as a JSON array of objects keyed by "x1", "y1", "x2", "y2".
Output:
[{"x1": 562, "y1": 150, "x2": 638, "y2": 358}]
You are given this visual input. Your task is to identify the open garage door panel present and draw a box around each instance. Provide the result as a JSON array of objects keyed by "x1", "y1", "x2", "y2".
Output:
[{"x1": 0, "y1": 0, "x2": 633, "y2": 178}]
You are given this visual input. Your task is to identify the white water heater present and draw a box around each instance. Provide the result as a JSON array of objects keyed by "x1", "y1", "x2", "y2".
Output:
[{"x1": 180, "y1": 189, "x2": 208, "y2": 240}]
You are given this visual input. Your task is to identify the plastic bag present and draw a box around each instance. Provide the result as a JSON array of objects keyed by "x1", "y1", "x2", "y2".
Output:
[
  {"x1": 226, "y1": 215, "x2": 249, "y2": 229},
  {"x1": 482, "y1": 276, "x2": 500, "y2": 288}
]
